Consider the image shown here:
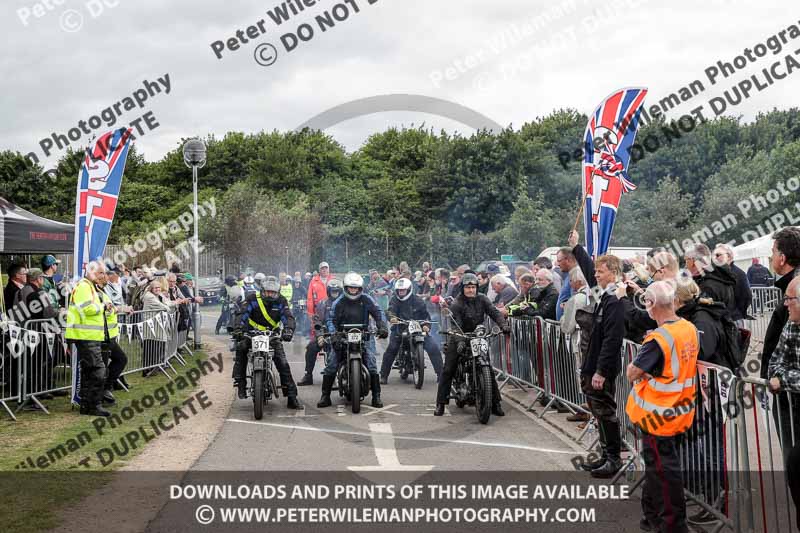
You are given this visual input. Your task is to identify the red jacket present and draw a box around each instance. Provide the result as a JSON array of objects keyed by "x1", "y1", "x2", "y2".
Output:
[{"x1": 307, "y1": 274, "x2": 329, "y2": 317}]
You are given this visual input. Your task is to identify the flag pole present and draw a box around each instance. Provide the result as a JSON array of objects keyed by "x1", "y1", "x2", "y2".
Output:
[{"x1": 571, "y1": 195, "x2": 585, "y2": 235}]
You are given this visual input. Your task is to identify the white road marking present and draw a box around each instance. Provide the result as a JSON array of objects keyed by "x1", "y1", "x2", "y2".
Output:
[
  {"x1": 349, "y1": 423, "x2": 434, "y2": 472},
  {"x1": 226, "y1": 418, "x2": 577, "y2": 454},
  {"x1": 362, "y1": 404, "x2": 402, "y2": 416}
]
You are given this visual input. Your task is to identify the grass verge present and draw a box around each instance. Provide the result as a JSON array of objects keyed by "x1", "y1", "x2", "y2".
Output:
[{"x1": 0, "y1": 350, "x2": 212, "y2": 532}]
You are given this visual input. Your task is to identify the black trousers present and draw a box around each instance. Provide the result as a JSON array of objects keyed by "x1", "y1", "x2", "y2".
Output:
[
  {"x1": 234, "y1": 337, "x2": 297, "y2": 398},
  {"x1": 102, "y1": 338, "x2": 128, "y2": 390},
  {"x1": 75, "y1": 340, "x2": 106, "y2": 407},
  {"x1": 581, "y1": 373, "x2": 621, "y2": 459},
  {"x1": 380, "y1": 332, "x2": 443, "y2": 379},
  {"x1": 304, "y1": 339, "x2": 328, "y2": 375},
  {"x1": 641, "y1": 432, "x2": 689, "y2": 533},
  {"x1": 774, "y1": 391, "x2": 800, "y2": 529},
  {"x1": 436, "y1": 339, "x2": 501, "y2": 406}
]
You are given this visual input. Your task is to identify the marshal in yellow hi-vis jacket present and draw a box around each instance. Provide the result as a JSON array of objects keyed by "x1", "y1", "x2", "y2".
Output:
[{"x1": 625, "y1": 318, "x2": 700, "y2": 436}]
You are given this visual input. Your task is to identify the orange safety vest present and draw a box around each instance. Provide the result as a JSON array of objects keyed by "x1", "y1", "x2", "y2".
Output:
[{"x1": 625, "y1": 318, "x2": 699, "y2": 437}]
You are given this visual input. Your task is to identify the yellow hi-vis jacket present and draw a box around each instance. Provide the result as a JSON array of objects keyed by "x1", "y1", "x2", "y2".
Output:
[
  {"x1": 280, "y1": 284, "x2": 293, "y2": 304},
  {"x1": 66, "y1": 279, "x2": 111, "y2": 341},
  {"x1": 625, "y1": 318, "x2": 699, "y2": 437}
]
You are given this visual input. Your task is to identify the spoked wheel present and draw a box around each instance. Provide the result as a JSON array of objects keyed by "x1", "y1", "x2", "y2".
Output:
[
  {"x1": 413, "y1": 343, "x2": 425, "y2": 389},
  {"x1": 253, "y1": 370, "x2": 265, "y2": 420},
  {"x1": 350, "y1": 358, "x2": 361, "y2": 414},
  {"x1": 475, "y1": 365, "x2": 492, "y2": 425}
]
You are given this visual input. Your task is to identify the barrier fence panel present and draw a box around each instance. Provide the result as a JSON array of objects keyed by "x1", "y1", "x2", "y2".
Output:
[
  {"x1": 537, "y1": 319, "x2": 587, "y2": 416},
  {"x1": 118, "y1": 310, "x2": 177, "y2": 380},
  {"x1": 0, "y1": 321, "x2": 22, "y2": 420},
  {"x1": 21, "y1": 319, "x2": 72, "y2": 412},
  {"x1": 750, "y1": 287, "x2": 783, "y2": 317},
  {"x1": 731, "y1": 376, "x2": 798, "y2": 533}
]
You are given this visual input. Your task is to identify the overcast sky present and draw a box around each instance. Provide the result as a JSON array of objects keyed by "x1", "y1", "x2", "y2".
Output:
[{"x1": 1, "y1": 0, "x2": 797, "y2": 172}]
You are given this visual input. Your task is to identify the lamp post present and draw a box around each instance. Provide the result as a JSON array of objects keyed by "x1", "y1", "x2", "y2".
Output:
[{"x1": 183, "y1": 138, "x2": 207, "y2": 349}]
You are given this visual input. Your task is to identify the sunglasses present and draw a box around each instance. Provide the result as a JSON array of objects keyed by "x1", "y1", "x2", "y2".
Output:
[{"x1": 784, "y1": 296, "x2": 800, "y2": 304}]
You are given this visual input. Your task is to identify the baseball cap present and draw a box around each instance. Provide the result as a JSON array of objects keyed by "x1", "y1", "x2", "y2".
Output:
[
  {"x1": 41, "y1": 255, "x2": 60, "y2": 269},
  {"x1": 486, "y1": 263, "x2": 500, "y2": 274},
  {"x1": 319, "y1": 262, "x2": 330, "y2": 269}
]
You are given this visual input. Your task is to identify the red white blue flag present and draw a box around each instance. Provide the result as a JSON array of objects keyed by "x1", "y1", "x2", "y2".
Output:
[
  {"x1": 582, "y1": 87, "x2": 647, "y2": 258},
  {"x1": 73, "y1": 128, "x2": 133, "y2": 277}
]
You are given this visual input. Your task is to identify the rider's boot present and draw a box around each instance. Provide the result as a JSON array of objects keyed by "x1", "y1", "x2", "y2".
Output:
[
  {"x1": 434, "y1": 403, "x2": 446, "y2": 416},
  {"x1": 287, "y1": 395, "x2": 302, "y2": 409},
  {"x1": 491, "y1": 402, "x2": 505, "y2": 416},
  {"x1": 297, "y1": 373, "x2": 314, "y2": 386},
  {"x1": 236, "y1": 380, "x2": 247, "y2": 399},
  {"x1": 379, "y1": 374, "x2": 388, "y2": 385},
  {"x1": 317, "y1": 374, "x2": 334, "y2": 408},
  {"x1": 370, "y1": 374, "x2": 383, "y2": 408}
]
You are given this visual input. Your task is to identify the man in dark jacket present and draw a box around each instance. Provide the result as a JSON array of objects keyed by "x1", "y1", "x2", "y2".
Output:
[
  {"x1": 747, "y1": 258, "x2": 773, "y2": 287},
  {"x1": 684, "y1": 244, "x2": 736, "y2": 318},
  {"x1": 379, "y1": 278, "x2": 443, "y2": 384},
  {"x1": 4, "y1": 262, "x2": 27, "y2": 317},
  {"x1": 570, "y1": 231, "x2": 625, "y2": 478},
  {"x1": 508, "y1": 270, "x2": 558, "y2": 320},
  {"x1": 434, "y1": 273, "x2": 510, "y2": 417},
  {"x1": 714, "y1": 244, "x2": 752, "y2": 322},
  {"x1": 761, "y1": 227, "x2": 800, "y2": 379}
]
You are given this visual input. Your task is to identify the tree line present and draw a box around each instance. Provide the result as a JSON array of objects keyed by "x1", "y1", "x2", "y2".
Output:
[{"x1": 1, "y1": 107, "x2": 799, "y2": 272}]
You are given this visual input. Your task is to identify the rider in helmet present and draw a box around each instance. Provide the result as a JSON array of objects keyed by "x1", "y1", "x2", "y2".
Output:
[
  {"x1": 280, "y1": 275, "x2": 294, "y2": 303},
  {"x1": 215, "y1": 275, "x2": 242, "y2": 335},
  {"x1": 254, "y1": 273, "x2": 267, "y2": 290},
  {"x1": 233, "y1": 277, "x2": 301, "y2": 409},
  {"x1": 434, "y1": 272, "x2": 510, "y2": 417},
  {"x1": 317, "y1": 272, "x2": 389, "y2": 408},
  {"x1": 243, "y1": 275, "x2": 257, "y2": 295},
  {"x1": 297, "y1": 278, "x2": 343, "y2": 386},
  {"x1": 379, "y1": 277, "x2": 443, "y2": 384}
]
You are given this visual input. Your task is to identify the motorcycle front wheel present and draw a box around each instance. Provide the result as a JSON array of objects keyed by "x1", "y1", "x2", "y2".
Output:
[
  {"x1": 475, "y1": 365, "x2": 492, "y2": 424},
  {"x1": 350, "y1": 358, "x2": 361, "y2": 414},
  {"x1": 253, "y1": 370, "x2": 265, "y2": 420},
  {"x1": 413, "y1": 343, "x2": 425, "y2": 389}
]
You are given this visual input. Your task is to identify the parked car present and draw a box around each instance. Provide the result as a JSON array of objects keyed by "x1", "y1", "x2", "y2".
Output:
[{"x1": 197, "y1": 277, "x2": 223, "y2": 305}]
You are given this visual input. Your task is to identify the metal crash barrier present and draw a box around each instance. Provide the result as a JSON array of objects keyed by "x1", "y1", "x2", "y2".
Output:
[
  {"x1": 490, "y1": 305, "x2": 798, "y2": 532},
  {"x1": 2, "y1": 308, "x2": 187, "y2": 420}
]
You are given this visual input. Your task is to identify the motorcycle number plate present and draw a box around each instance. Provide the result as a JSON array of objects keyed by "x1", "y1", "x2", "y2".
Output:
[
  {"x1": 408, "y1": 321, "x2": 422, "y2": 334},
  {"x1": 347, "y1": 332, "x2": 362, "y2": 343},
  {"x1": 253, "y1": 357, "x2": 265, "y2": 370},
  {"x1": 470, "y1": 338, "x2": 487, "y2": 354},
  {"x1": 252, "y1": 336, "x2": 270, "y2": 352}
]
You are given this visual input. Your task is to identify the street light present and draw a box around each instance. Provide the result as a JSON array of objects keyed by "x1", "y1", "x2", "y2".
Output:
[{"x1": 183, "y1": 138, "x2": 207, "y2": 349}]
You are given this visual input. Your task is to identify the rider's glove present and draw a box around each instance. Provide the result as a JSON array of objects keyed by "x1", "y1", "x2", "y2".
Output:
[
  {"x1": 389, "y1": 317, "x2": 399, "y2": 325},
  {"x1": 377, "y1": 327, "x2": 389, "y2": 339},
  {"x1": 317, "y1": 335, "x2": 327, "y2": 347},
  {"x1": 281, "y1": 329, "x2": 294, "y2": 342}
]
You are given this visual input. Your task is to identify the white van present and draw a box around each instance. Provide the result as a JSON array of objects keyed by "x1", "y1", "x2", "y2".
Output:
[{"x1": 538, "y1": 246, "x2": 651, "y2": 264}]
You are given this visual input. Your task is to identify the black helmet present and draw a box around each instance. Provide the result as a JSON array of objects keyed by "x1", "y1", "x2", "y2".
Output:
[
  {"x1": 225, "y1": 275, "x2": 236, "y2": 287},
  {"x1": 327, "y1": 278, "x2": 343, "y2": 300},
  {"x1": 461, "y1": 273, "x2": 479, "y2": 287}
]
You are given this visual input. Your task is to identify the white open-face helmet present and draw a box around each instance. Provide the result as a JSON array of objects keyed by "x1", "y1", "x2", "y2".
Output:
[
  {"x1": 254, "y1": 272, "x2": 266, "y2": 288},
  {"x1": 394, "y1": 278, "x2": 413, "y2": 301},
  {"x1": 343, "y1": 272, "x2": 364, "y2": 300}
]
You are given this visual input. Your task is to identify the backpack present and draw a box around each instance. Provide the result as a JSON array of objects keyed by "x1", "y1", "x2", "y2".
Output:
[{"x1": 718, "y1": 312, "x2": 750, "y2": 370}]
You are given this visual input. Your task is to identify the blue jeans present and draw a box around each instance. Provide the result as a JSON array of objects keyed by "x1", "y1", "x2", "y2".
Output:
[{"x1": 323, "y1": 340, "x2": 378, "y2": 377}]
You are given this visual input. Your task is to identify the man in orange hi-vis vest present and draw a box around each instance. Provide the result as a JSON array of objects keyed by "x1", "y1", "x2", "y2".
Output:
[{"x1": 626, "y1": 280, "x2": 699, "y2": 533}]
